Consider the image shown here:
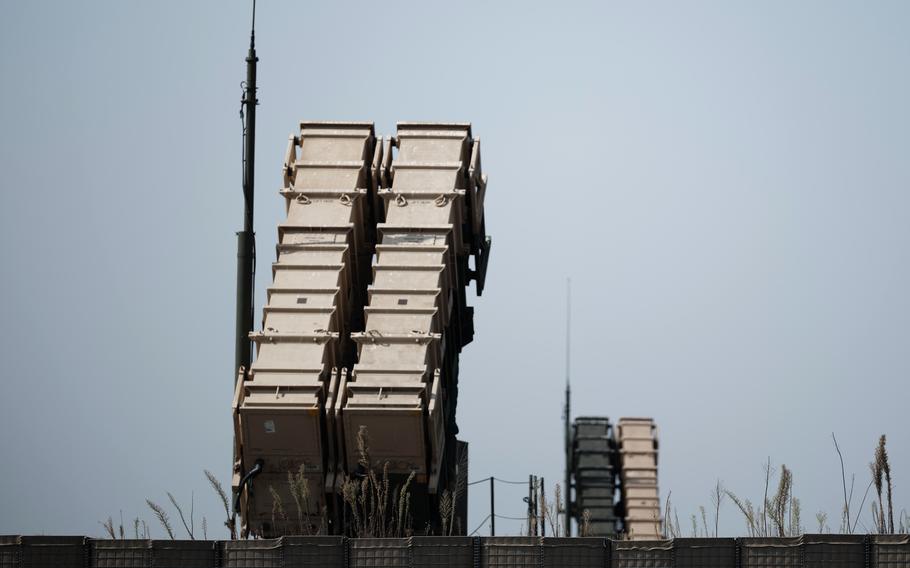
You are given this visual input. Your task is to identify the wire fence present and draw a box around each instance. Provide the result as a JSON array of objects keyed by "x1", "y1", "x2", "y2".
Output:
[{"x1": 468, "y1": 476, "x2": 527, "y2": 486}]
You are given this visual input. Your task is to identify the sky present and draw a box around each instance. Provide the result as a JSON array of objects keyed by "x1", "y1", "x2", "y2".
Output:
[{"x1": 1, "y1": 0, "x2": 908, "y2": 538}]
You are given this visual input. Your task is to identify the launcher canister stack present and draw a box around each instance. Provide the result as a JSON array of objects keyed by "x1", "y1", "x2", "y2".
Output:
[
  {"x1": 232, "y1": 122, "x2": 490, "y2": 537},
  {"x1": 568, "y1": 416, "x2": 661, "y2": 539},
  {"x1": 616, "y1": 418, "x2": 661, "y2": 538}
]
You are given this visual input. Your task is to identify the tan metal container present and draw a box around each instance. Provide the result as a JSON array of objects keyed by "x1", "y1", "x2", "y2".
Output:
[
  {"x1": 235, "y1": 122, "x2": 377, "y2": 537},
  {"x1": 616, "y1": 417, "x2": 662, "y2": 540},
  {"x1": 624, "y1": 486, "x2": 661, "y2": 500},
  {"x1": 618, "y1": 438, "x2": 656, "y2": 452},
  {"x1": 343, "y1": 123, "x2": 485, "y2": 496},
  {"x1": 624, "y1": 519, "x2": 664, "y2": 539},
  {"x1": 618, "y1": 451, "x2": 660, "y2": 469}
]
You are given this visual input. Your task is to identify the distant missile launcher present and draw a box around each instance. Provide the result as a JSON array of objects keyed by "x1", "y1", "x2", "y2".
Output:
[{"x1": 567, "y1": 411, "x2": 661, "y2": 539}]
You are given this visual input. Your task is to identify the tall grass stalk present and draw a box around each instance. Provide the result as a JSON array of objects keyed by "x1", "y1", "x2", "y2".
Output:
[
  {"x1": 100, "y1": 517, "x2": 116, "y2": 539},
  {"x1": 167, "y1": 492, "x2": 195, "y2": 539},
  {"x1": 146, "y1": 500, "x2": 175, "y2": 540},
  {"x1": 205, "y1": 470, "x2": 237, "y2": 539},
  {"x1": 711, "y1": 481, "x2": 725, "y2": 537},
  {"x1": 339, "y1": 426, "x2": 415, "y2": 538}
]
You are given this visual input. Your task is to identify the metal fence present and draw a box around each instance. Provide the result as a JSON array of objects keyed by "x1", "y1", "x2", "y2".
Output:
[{"x1": 0, "y1": 534, "x2": 907, "y2": 567}]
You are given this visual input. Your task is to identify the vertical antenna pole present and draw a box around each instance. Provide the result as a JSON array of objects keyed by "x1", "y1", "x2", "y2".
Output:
[
  {"x1": 566, "y1": 277, "x2": 571, "y2": 389},
  {"x1": 564, "y1": 278, "x2": 572, "y2": 536},
  {"x1": 235, "y1": 1, "x2": 258, "y2": 384},
  {"x1": 490, "y1": 477, "x2": 495, "y2": 536}
]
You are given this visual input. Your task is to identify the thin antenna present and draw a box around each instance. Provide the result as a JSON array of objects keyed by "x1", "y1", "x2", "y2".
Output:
[
  {"x1": 566, "y1": 277, "x2": 571, "y2": 387},
  {"x1": 563, "y1": 277, "x2": 572, "y2": 536}
]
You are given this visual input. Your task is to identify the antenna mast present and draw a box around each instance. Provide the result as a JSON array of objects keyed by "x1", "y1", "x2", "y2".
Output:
[
  {"x1": 563, "y1": 277, "x2": 572, "y2": 535},
  {"x1": 235, "y1": 0, "x2": 258, "y2": 383}
]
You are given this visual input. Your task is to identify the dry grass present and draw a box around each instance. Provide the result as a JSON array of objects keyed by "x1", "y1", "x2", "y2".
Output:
[
  {"x1": 145, "y1": 500, "x2": 174, "y2": 540},
  {"x1": 664, "y1": 491, "x2": 682, "y2": 538},
  {"x1": 678, "y1": 434, "x2": 906, "y2": 537},
  {"x1": 100, "y1": 517, "x2": 116, "y2": 539},
  {"x1": 288, "y1": 465, "x2": 312, "y2": 533},
  {"x1": 816, "y1": 511, "x2": 830, "y2": 533},
  {"x1": 115, "y1": 431, "x2": 906, "y2": 539},
  {"x1": 711, "y1": 481, "x2": 725, "y2": 537},
  {"x1": 119, "y1": 470, "x2": 236, "y2": 540},
  {"x1": 338, "y1": 426, "x2": 416, "y2": 538},
  {"x1": 167, "y1": 492, "x2": 194, "y2": 540},
  {"x1": 439, "y1": 489, "x2": 455, "y2": 536},
  {"x1": 268, "y1": 485, "x2": 287, "y2": 533},
  {"x1": 581, "y1": 509, "x2": 592, "y2": 537},
  {"x1": 720, "y1": 460, "x2": 801, "y2": 537},
  {"x1": 205, "y1": 469, "x2": 236, "y2": 539},
  {"x1": 724, "y1": 461, "x2": 801, "y2": 537},
  {"x1": 539, "y1": 482, "x2": 565, "y2": 537},
  {"x1": 99, "y1": 512, "x2": 140, "y2": 540},
  {"x1": 871, "y1": 435, "x2": 896, "y2": 533},
  {"x1": 553, "y1": 483, "x2": 564, "y2": 537}
]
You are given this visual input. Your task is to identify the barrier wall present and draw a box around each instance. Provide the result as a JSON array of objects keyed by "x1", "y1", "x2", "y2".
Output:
[{"x1": 0, "y1": 534, "x2": 907, "y2": 567}]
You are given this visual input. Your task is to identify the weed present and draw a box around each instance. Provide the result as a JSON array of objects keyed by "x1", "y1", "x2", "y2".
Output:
[
  {"x1": 100, "y1": 517, "x2": 116, "y2": 540},
  {"x1": 146, "y1": 499, "x2": 175, "y2": 540},
  {"x1": 268, "y1": 485, "x2": 287, "y2": 534},
  {"x1": 167, "y1": 492, "x2": 194, "y2": 540},
  {"x1": 581, "y1": 509, "x2": 591, "y2": 537},
  {"x1": 439, "y1": 490, "x2": 453, "y2": 536},
  {"x1": 287, "y1": 464, "x2": 311, "y2": 534},
  {"x1": 663, "y1": 491, "x2": 682, "y2": 538},
  {"x1": 204, "y1": 469, "x2": 236, "y2": 539},
  {"x1": 338, "y1": 426, "x2": 415, "y2": 538},
  {"x1": 711, "y1": 481, "x2": 725, "y2": 537},
  {"x1": 725, "y1": 460, "x2": 800, "y2": 537},
  {"x1": 816, "y1": 511, "x2": 829, "y2": 533}
]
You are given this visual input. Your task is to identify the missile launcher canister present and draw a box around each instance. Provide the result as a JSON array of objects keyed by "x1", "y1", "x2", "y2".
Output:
[
  {"x1": 232, "y1": 122, "x2": 490, "y2": 537},
  {"x1": 567, "y1": 416, "x2": 661, "y2": 539}
]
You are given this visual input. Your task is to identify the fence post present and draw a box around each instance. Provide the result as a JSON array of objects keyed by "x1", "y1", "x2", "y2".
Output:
[
  {"x1": 863, "y1": 534, "x2": 871, "y2": 568},
  {"x1": 541, "y1": 478, "x2": 546, "y2": 537}
]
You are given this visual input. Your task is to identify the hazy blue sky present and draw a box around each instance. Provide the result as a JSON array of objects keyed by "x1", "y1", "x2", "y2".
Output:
[{"x1": 1, "y1": 1, "x2": 908, "y2": 537}]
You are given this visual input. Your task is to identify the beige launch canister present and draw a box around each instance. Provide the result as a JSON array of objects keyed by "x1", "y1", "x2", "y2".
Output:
[{"x1": 232, "y1": 122, "x2": 490, "y2": 537}]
